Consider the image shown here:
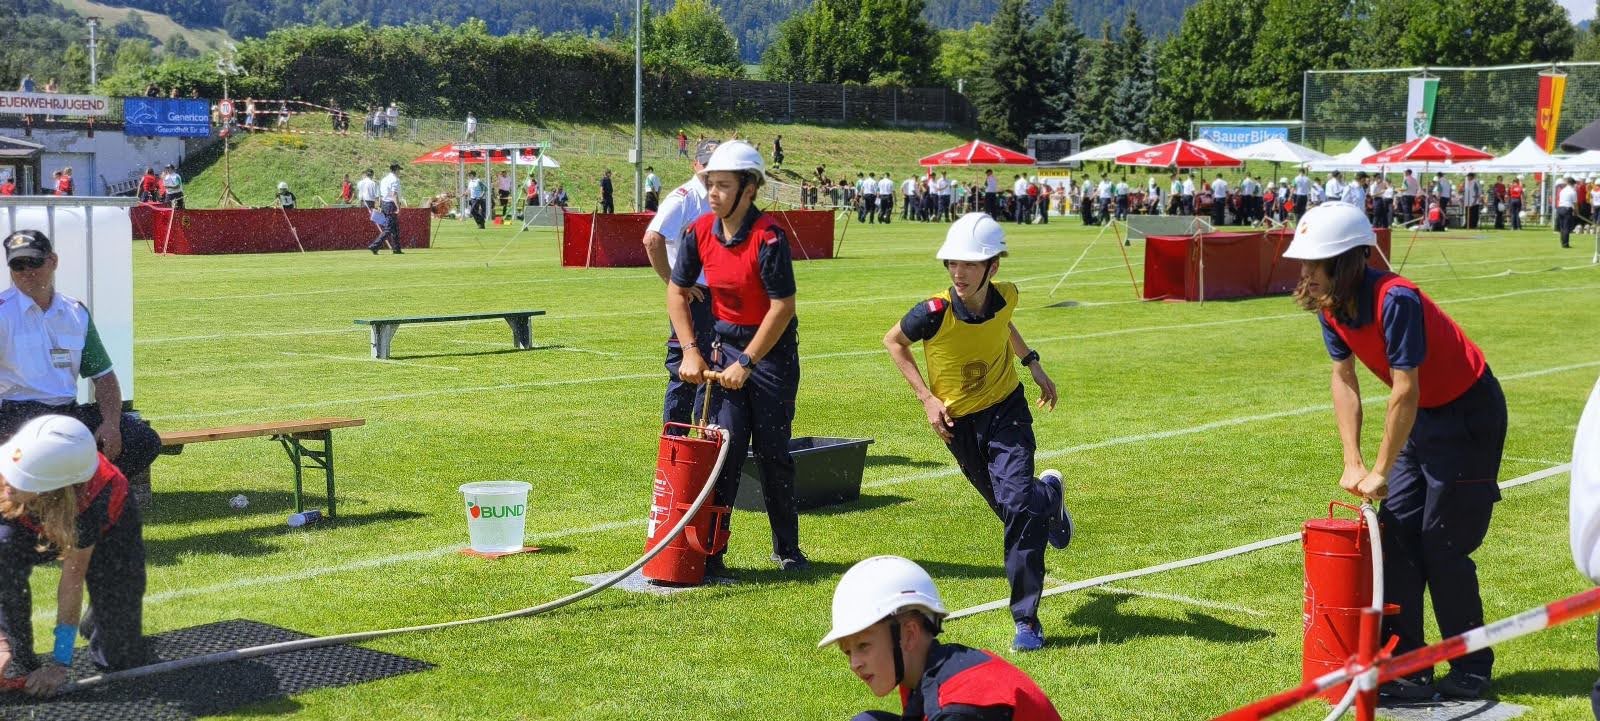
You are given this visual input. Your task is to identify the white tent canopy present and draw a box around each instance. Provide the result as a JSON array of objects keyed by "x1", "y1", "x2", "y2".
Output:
[
  {"x1": 1551, "y1": 149, "x2": 1600, "y2": 174},
  {"x1": 1231, "y1": 137, "x2": 1332, "y2": 165},
  {"x1": 514, "y1": 153, "x2": 561, "y2": 168},
  {"x1": 1307, "y1": 138, "x2": 1378, "y2": 172},
  {"x1": 1062, "y1": 139, "x2": 1149, "y2": 163},
  {"x1": 1462, "y1": 137, "x2": 1557, "y2": 174}
]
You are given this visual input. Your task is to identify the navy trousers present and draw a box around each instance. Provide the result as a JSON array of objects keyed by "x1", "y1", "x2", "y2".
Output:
[
  {"x1": 662, "y1": 292, "x2": 715, "y2": 429},
  {"x1": 371, "y1": 200, "x2": 400, "y2": 251},
  {"x1": 945, "y1": 385, "x2": 1057, "y2": 625},
  {"x1": 707, "y1": 333, "x2": 802, "y2": 560},
  {"x1": 0, "y1": 505, "x2": 147, "y2": 673},
  {"x1": 1380, "y1": 370, "x2": 1505, "y2": 678},
  {"x1": 0, "y1": 402, "x2": 160, "y2": 482}
]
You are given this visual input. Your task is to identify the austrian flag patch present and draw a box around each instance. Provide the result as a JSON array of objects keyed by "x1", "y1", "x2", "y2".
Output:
[{"x1": 927, "y1": 298, "x2": 947, "y2": 313}]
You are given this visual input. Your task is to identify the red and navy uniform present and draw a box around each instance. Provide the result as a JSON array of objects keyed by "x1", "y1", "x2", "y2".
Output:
[
  {"x1": 671, "y1": 209, "x2": 801, "y2": 561},
  {"x1": 0, "y1": 455, "x2": 147, "y2": 673},
  {"x1": 1319, "y1": 268, "x2": 1503, "y2": 678},
  {"x1": 857, "y1": 642, "x2": 1060, "y2": 721}
]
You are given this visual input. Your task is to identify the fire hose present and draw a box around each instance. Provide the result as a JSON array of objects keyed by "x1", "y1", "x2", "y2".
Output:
[
  {"x1": 1214, "y1": 583, "x2": 1600, "y2": 720},
  {"x1": 56, "y1": 420, "x2": 732, "y2": 695}
]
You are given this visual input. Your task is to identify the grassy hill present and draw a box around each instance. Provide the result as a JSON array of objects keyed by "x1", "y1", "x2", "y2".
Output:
[
  {"x1": 181, "y1": 118, "x2": 977, "y2": 211},
  {"x1": 54, "y1": 0, "x2": 234, "y2": 54}
]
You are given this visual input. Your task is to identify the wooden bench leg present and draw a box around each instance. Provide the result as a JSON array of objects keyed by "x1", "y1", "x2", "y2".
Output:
[
  {"x1": 506, "y1": 316, "x2": 533, "y2": 350},
  {"x1": 370, "y1": 323, "x2": 398, "y2": 359}
]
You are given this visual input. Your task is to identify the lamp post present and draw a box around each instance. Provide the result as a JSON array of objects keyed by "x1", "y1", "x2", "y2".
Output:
[
  {"x1": 633, "y1": 0, "x2": 644, "y2": 212},
  {"x1": 87, "y1": 17, "x2": 99, "y2": 86}
]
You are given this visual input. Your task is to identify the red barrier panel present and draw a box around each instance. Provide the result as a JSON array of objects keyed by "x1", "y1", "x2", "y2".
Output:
[
  {"x1": 1262, "y1": 228, "x2": 1391, "y2": 295},
  {"x1": 130, "y1": 203, "x2": 157, "y2": 240},
  {"x1": 148, "y1": 207, "x2": 433, "y2": 254},
  {"x1": 1147, "y1": 228, "x2": 1394, "y2": 301},
  {"x1": 561, "y1": 210, "x2": 835, "y2": 268}
]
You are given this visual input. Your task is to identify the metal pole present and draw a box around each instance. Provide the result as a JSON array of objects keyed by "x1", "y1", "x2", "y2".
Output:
[
  {"x1": 633, "y1": 0, "x2": 644, "y2": 212},
  {"x1": 87, "y1": 18, "x2": 99, "y2": 86}
]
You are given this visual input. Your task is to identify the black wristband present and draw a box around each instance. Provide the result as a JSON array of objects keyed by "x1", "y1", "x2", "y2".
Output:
[{"x1": 1020, "y1": 349, "x2": 1040, "y2": 367}]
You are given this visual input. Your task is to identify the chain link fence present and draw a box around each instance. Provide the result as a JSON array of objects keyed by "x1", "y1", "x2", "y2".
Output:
[{"x1": 1303, "y1": 62, "x2": 1600, "y2": 154}]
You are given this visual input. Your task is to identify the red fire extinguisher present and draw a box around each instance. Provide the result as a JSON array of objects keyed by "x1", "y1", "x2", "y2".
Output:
[
  {"x1": 1303, "y1": 501, "x2": 1394, "y2": 717},
  {"x1": 642, "y1": 422, "x2": 730, "y2": 586}
]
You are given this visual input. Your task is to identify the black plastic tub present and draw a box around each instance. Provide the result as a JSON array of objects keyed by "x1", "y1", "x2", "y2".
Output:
[{"x1": 734, "y1": 437, "x2": 874, "y2": 512}]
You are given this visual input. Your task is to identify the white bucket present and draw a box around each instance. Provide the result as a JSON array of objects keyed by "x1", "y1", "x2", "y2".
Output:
[{"x1": 458, "y1": 481, "x2": 531, "y2": 553}]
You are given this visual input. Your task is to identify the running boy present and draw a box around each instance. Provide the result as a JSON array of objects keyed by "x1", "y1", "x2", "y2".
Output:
[{"x1": 882, "y1": 212, "x2": 1073, "y2": 652}]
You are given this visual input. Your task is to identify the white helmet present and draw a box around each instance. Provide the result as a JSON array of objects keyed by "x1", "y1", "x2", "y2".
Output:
[
  {"x1": 1282, "y1": 201, "x2": 1376, "y2": 261},
  {"x1": 277, "y1": 181, "x2": 289, "y2": 190},
  {"x1": 0, "y1": 416, "x2": 98, "y2": 494},
  {"x1": 937, "y1": 213, "x2": 1006, "y2": 261},
  {"x1": 699, "y1": 140, "x2": 764, "y2": 179},
  {"x1": 818, "y1": 556, "x2": 947, "y2": 648}
]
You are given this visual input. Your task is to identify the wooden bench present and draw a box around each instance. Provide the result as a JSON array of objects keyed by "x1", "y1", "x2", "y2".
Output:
[
  {"x1": 353, "y1": 310, "x2": 546, "y2": 359},
  {"x1": 158, "y1": 417, "x2": 365, "y2": 518}
]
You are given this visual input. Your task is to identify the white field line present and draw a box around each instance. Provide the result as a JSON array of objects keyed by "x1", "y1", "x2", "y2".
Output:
[
  {"x1": 279, "y1": 351, "x2": 461, "y2": 372},
  {"x1": 1505, "y1": 455, "x2": 1569, "y2": 467},
  {"x1": 1098, "y1": 585, "x2": 1268, "y2": 618},
  {"x1": 139, "y1": 285, "x2": 1600, "y2": 423},
  {"x1": 145, "y1": 273, "x2": 660, "y2": 303},
  {"x1": 32, "y1": 519, "x2": 647, "y2": 621},
  {"x1": 945, "y1": 463, "x2": 1570, "y2": 621},
  {"x1": 863, "y1": 360, "x2": 1600, "y2": 491}
]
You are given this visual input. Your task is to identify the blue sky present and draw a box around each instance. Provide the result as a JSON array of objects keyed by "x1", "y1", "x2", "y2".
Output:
[{"x1": 1563, "y1": 0, "x2": 1592, "y2": 22}]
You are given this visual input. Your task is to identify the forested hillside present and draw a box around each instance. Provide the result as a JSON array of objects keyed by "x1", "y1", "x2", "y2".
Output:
[{"x1": 72, "y1": 0, "x2": 1192, "y2": 60}]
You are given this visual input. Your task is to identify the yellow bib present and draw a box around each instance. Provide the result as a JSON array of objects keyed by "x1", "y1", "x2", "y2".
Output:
[{"x1": 923, "y1": 282, "x2": 1020, "y2": 418}]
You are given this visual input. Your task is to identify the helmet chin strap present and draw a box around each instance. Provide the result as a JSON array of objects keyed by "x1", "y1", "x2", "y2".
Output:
[{"x1": 720, "y1": 173, "x2": 752, "y2": 223}]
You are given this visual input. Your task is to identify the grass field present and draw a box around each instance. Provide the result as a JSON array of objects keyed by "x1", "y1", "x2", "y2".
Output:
[{"x1": 27, "y1": 215, "x2": 1600, "y2": 719}]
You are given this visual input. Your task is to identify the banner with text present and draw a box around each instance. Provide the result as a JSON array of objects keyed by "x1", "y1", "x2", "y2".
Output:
[
  {"x1": 1195, "y1": 126, "x2": 1289, "y2": 149},
  {"x1": 123, "y1": 98, "x2": 212, "y2": 137},
  {"x1": 1535, "y1": 72, "x2": 1568, "y2": 152},
  {"x1": 1405, "y1": 76, "x2": 1439, "y2": 141},
  {"x1": 0, "y1": 92, "x2": 110, "y2": 117}
]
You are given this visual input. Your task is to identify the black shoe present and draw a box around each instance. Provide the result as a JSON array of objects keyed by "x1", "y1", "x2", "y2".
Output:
[
  {"x1": 703, "y1": 555, "x2": 729, "y2": 579},
  {"x1": 1435, "y1": 670, "x2": 1490, "y2": 699},
  {"x1": 771, "y1": 550, "x2": 810, "y2": 572},
  {"x1": 393, "y1": 249, "x2": 404, "y2": 254},
  {"x1": 370, "y1": 247, "x2": 379, "y2": 255},
  {"x1": 1378, "y1": 673, "x2": 1436, "y2": 700}
]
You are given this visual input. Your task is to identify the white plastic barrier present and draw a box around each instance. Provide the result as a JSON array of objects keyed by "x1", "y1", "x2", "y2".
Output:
[{"x1": 0, "y1": 198, "x2": 137, "y2": 404}]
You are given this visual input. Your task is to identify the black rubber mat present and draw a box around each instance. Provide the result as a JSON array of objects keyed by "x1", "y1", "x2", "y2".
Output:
[{"x1": 0, "y1": 619, "x2": 432, "y2": 720}]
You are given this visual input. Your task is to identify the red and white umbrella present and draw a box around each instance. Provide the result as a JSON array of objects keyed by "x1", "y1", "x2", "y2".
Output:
[
  {"x1": 1114, "y1": 139, "x2": 1242, "y2": 168},
  {"x1": 1362, "y1": 135, "x2": 1493, "y2": 165},
  {"x1": 918, "y1": 139, "x2": 1036, "y2": 167}
]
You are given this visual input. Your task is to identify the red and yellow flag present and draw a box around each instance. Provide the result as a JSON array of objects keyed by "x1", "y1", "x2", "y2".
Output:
[{"x1": 1535, "y1": 72, "x2": 1568, "y2": 152}]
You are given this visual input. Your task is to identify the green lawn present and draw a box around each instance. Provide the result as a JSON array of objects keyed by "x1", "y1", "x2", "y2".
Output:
[{"x1": 29, "y1": 216, "x2": 1600, "y2": 719}]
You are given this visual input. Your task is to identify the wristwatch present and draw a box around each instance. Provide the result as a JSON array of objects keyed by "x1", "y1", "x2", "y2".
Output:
[
  {"x1": 737, "y1": 352, "x2": 755, "y2": 369},
  {"x1": 1020, "y1": 349, "x2": 1040, "y2": 367}
]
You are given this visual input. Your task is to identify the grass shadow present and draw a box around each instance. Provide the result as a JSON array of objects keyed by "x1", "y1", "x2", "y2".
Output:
[
  {"x1": 863, "y1": 455, "x2": 944, "y2": 470},
  {"x1": 803, "y1": 494, "x2": 911, "y2": 516},
  {"x1": 147, "y1": 489, "x2": 304, "y2": 526},
  {"x1": 1048, "y1": 590, "x2": 1274, "y2": 648},
  {"x1": 1493, "y1": 667, "x2": 1596, "y2": 698},
  {"x1": 143, "y1": 509, "x2": 427, "y2": 567},
  {"x1": 389, "y1": 345, "x2": 551, "y2": 361},
  {"x1": 1044, "y1": 300, "x2": 1081, "y2": 309}
]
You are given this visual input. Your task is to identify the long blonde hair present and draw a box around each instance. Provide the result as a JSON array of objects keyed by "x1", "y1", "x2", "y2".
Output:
[{"x1": 0, "y1": 487, "x2": 78, "y2": 553}]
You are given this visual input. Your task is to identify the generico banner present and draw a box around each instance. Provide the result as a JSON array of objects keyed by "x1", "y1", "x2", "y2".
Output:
[{"x1": 123, "y1": 98, "x2": 211, "y2": 137}]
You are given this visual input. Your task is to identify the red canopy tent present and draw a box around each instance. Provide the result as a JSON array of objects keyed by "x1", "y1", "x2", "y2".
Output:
[
  {"x1": 919, "y1": 139, "x2": 1036, "y2": 167},
  {"x1": 1115, "y1": 139, "x2": 1242, "y2": 168},
  {"x1": 1362, "y1": 135, "x2": 1493, "y2": 165},
  {"x1": 412, "y1": 144, "x2": 545, "y2": 165}
]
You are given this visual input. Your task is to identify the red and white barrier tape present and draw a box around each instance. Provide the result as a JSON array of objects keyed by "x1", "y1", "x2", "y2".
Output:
[{"x1": 1211, "y1": 586, "x2": 1600, "y2": 720}]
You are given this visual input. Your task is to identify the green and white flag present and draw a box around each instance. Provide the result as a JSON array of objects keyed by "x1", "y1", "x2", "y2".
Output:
[{"x1": 1406, "y1": 76, "x2": 1439, "y2": 141}]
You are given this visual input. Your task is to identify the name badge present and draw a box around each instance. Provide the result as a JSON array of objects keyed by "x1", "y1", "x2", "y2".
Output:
[{"x1": 50, "y1": 348, "x2": 71, "y2": 369}]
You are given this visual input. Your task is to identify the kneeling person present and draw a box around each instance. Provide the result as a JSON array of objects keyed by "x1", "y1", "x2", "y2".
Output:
[
  {"x1": 821, "y1": 556, "x2": 1062, "y2": 721},
  {"x1": 0, "y1": 416, "x2": 148, "y2": 696}
]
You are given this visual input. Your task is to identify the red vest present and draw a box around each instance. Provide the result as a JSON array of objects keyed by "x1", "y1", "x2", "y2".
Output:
[
  {"x1": 901, "y1": 645, "x2": 1060, "y2": 721},
  {"x1": 1324, "y1": 274, "x2": 1485, "y2": 409},
  {"x1": 17, "y1": 455, "x2": 128, "y2": 540},
  {"x1": 689, "y1": 212, "x2": 784, "y2": 326}
]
